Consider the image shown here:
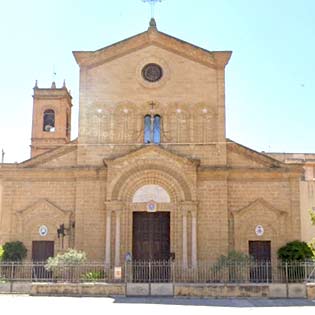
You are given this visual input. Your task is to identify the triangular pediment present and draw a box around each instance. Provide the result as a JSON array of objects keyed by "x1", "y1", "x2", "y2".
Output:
[
  {"x1": 17, "y1": 198, "x2": 72, "y2": 218},
  {"x1": 19, "y1": 142, "x2": 77, "y2": 168},
  {"x1": 227, "y1": 139, "x2": 284, "y2": 168},
  {"x1": 104, "y1": 145, "x2": 199, "y2": 168},
  {"x1": 233, "y1": 198, "x2": 286, "y2": 216},
  {"x1": 73, "y1": 24, "x2": 231, "y2": 69}
]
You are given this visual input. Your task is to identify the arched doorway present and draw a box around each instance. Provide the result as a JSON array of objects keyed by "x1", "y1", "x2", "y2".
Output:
[
  {"x1": 105, "y1": 163, "x2": 197, "y2": 271},
  {"x1": 132, "y1": 185, "x2": 171, "y2": 262}
]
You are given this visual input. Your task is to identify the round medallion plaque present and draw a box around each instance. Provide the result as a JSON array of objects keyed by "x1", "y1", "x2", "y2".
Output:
[
  {"x1": 255, "y1": 225, "x2": 264, "y2": 237},
  {"x1": 147, "y1": 200, "x2": 157, "y2": 212},
  {"x1": 142, "y1": 63, "x2": 163, "y2": 82},
  {"x1": 39, "y1": 225, "x2": 48, "y2": 237}
]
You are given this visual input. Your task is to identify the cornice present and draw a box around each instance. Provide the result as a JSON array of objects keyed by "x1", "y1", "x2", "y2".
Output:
[
  {"x1": 104, "y1": 145, "x2": 199, "y2": 168},
  {"x1": 0, "y1": 166, "x2": 107, "y2": 181},
  {"x1": 73, "y1": 28, "x2": 232, "y2": 70},
  {"x1": 198, "y1": 166, "x2": 302, "y2": 181},
  {"x1": 20, "y1": 144, "x2": 77, "y2": 168}
]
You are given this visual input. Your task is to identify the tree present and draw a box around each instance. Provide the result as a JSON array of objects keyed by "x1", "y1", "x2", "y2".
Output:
[
  {"x1": 2, "y1": 241, "x2": 27, "y2": 262},
  {"x1": 309, "y1": 208, "x2": 315, "y2": 225},
  {"x1": 308, "y1": 208, "x2": 315, "y2": 256},
  {"x1": 278, "y1": 240, "x2": 314, "y2": 261},
  {"x1": 308, "y1": 238, "x2": 315, "y2": 256}
]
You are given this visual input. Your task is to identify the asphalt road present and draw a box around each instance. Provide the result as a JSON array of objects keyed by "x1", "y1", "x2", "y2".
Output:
[{"x1": 0, "y1": 295, "x2": 314, "y2": 315}]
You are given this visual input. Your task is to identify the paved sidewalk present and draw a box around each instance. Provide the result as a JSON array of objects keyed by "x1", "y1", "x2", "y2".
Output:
[{"x1": 0, "y1": 295, "x2": 314, "y2": 315}]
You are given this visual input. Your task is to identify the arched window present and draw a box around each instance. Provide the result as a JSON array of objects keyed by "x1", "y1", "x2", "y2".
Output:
[
  {"x1": 43, "y1": 109, "x2": 55, "y2": 132},
  {"x1": 66, "y1": 112, "x2": 70, "y2": 137},
  {"x1": 144, "y1": 115, "x2": 151, "y2": 143},
  {"x1": 144, "y1": 114, "x2": 161, "y2": 144},
  {"x1": 153, "y1": 115, "x2": 161, "y2": 144}
]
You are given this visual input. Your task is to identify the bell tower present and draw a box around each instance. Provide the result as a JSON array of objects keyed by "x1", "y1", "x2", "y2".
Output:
[{"x1": 31, "y1": 81, "x2": 72, "y2": 158}]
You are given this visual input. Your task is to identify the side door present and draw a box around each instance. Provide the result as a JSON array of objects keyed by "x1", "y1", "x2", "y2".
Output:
[{"x1": 32, "y1": 241, "x2": 54, "y2": 280}]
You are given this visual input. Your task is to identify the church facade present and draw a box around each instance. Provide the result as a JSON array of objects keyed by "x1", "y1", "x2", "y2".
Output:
[{"x1": 0, "y1": 20, "x2": 303, "y2": 265}]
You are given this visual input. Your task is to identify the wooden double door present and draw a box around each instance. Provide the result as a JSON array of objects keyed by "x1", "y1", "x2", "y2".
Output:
[
  {"x1": 132, "y1": 212, "x2": 170, "y2": 282},
  {"x1": 32, "y1": 241, "x2": 54, "y2": 280},
  {"x1": 249, "y1": 241, "x2": 272, "y2": 283},
  {"x1": 133, "y1": 212, "x2": 170, "y2": 261}
]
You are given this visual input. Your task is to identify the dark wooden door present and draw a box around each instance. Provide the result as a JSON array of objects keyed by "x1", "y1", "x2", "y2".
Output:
[
  {"x1": 133, "y1": 212, "x2": 170, "y2": 261},
  {"x1": 249, "y1": 241, "x2": 271, "y2": 282},
  {"x1": 249, "y1": 241, "x2": 271, "y2": 261},
  {"x1": 32, "y1": 241, "x2": 54, "y2": 261},
  {"x1": 132, "y1": 212, "x2": 170, "y2": 282},
  {"x1": 32, "y1": 241, "x2": 54, "y2": 280}
]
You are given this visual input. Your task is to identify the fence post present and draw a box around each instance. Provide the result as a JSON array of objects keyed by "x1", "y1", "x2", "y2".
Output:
[
  {"x1": 171, "y1": 260, "x2": 175, "y2": 296},
  {"x1": 10, "y1": 262, "x2": 14, "y2": 293},
  {"x1": 266, "y1": 261, "x2": 269, "y2": 284},
  {"x1": 148, "y1": 261, "x2": 151, "y2": 296},
  {"x1": 124, "y1": 261, "x2": 127, "y2": 296},
  {"x1": 285, "y1": 261, "x2": 289, "y2": 298},
  {"x1": 304, "y1": 261, "x2": 307, "y2": 283}
]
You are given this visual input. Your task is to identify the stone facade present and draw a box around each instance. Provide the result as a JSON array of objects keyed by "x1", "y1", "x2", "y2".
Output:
[
  {"x1": 0, "y1": 20, "x2": 305, "y2": 265},
  {"x1": 267, "y1": 153, "x2": 315, "y2": 243}
]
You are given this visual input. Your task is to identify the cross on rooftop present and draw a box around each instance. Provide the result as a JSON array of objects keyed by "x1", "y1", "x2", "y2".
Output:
[{"x1": 142, "y1": 0, "x2": 162, "y2": 19}]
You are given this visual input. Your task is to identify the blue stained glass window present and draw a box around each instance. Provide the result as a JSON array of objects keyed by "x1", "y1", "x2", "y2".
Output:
[
  {"x1": 153, "y1": 115, "x2": 161, "y2": 144},
  {"x1": 144, "y1": 115, "x2": 151, "y2": 143}
]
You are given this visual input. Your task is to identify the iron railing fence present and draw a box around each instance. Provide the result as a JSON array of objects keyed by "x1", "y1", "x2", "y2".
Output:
[
  {"x1": 0, "y1": 262, "x2": 117, "y2": 283},
  {"x1": 0, "y1": 260, "x2": 315, "y2": 284}
]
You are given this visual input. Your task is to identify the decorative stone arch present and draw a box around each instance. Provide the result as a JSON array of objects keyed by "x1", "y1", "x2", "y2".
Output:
[
  {"x1": 110, "y1": 163, "x2": 193, "y2": 202},
  {"x1": 118, "y1": 171, "x2": 182, "y2": 203},
  {"x1": 133, "y1": 184, "x2": 171, "y2": 203},
  {"x1": 105, "y1": 160, "x2": 196, "y2": 268}
]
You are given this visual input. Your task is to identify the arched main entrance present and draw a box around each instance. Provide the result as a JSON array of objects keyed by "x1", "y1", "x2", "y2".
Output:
[
  {"x1": 104, "y1": 164, "x2": 198, "y2": 272},
  {"x1": 132, "y1": 185, "x2": 171, "y2": 262}
]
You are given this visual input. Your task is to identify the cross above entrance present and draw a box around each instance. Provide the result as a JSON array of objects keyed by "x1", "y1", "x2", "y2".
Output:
[{"x1": 142, "y1": 0, "x2": 162, "y2": 19}]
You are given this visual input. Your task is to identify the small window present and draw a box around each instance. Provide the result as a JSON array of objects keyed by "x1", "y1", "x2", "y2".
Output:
[
  {"x1": 66, "y1": 112, "x2": 70, "y2": 137},
  {"x1": 153, "y1": 115, "x2": 160, "y2": 144},
  {"x1": 43, "y1": 109, "x2": 55, "y2": 132},
  {"x1": 144, "y1": 114, "x2": 161, "y2": 144},
  {"x1": 144, "y1": 115, "x2": 151, "y2": 143}
]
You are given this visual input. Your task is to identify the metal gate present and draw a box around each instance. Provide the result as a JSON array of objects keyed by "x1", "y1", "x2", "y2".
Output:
[{"x1": 125, "y1": 261, "x2": 174, "y2": 296}]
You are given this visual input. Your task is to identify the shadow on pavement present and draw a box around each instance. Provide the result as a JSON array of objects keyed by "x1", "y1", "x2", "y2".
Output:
[{"x1": 112, "y1": 296, "x2": 315, "y2": 308}]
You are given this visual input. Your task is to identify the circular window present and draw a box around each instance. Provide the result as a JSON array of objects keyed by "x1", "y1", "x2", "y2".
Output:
[{"x1": 142, "y1": 63, "x2": 163, "y2": 82}]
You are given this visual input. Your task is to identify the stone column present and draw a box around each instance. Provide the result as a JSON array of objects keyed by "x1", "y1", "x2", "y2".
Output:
[
  {"x1": 182, "y1": 210, "x2": 188, "y2": 268},
  {"x1": 114, "y1": 210, "x2": 121, "y2": 266},
  {"x1": 105, "y1": 211, "x2": 111, "y2": 266},
  {"x1": 191, "y1": 211, "x2": 197, "y2": 268}
]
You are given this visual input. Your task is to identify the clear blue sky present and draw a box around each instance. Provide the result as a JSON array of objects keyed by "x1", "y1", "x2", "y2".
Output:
[{"x1": 0, "y1": 0, "x2": 314, "y2": 162}]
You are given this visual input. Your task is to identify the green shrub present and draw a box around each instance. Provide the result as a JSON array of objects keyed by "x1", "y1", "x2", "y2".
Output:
[
  {"x1": 2, "y1": 241, "x2": 27, "y2": 262},
  {"x1": 0, "y1": 245, "x2": 4, "y2": 262},
  {"x1": 45, "y1": 248, "x2": 87, "y2": 270},
  {"x1": 81, "y1": 271, "x2": 103, "y2": 282},
  {"x1": 278, "y1": 240, "x2": 314, "y2": 261},
  {"x1": 216, "y1": 251, "x2": 253, "y2": 264},
  {"x1": 309, "y1": 209, "x2": 315, "y2": 225},
  {"x1": 308, "y1": 238, "x2": 315, "y2": 256},
  {"x1": 278, "y1": 240, "x2": 314, "y2": 282},
  {"x1": 45, "y1": 249, "x2": 87, "y2": 281},
  {"x1": 211, "y1": 251, "x2": 253, "y2": 282}
]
